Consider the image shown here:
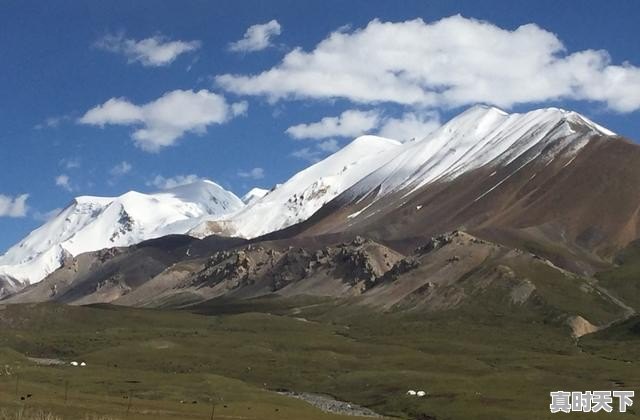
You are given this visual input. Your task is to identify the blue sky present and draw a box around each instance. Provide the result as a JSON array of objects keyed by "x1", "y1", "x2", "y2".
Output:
[{"x1": 1, "y1": 0, "x2": 639, "y2": 251}]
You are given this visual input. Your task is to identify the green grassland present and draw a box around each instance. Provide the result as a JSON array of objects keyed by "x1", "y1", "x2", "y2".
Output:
[
  {"x1": 597, "y1": 240, "x2": 640, "y2": 311},
  {"x1": 0, "y1": 297, "x2": 637, "y2": 420}
]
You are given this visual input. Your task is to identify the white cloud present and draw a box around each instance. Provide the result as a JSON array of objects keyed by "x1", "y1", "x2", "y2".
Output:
[
  {"x1": 231, "y1": 101, "x2": 249, "y2": 116},
  {"x1": 217, "y1": 15, "x2": 640, "y2": 112},
  {"x1": 148, "y1": 174, "x2": 203, "y2": 190},
  {"x1": 377, "y1": 111, "x2": 441, "y2": 142},
  {"x1": 79, "y1": 90, "x2": 247, "y2": 152},
  {"x1": 0, "y1": 194, "x2": 29, "y2": 218},
  {"x1": 237, "y1": 167, "x2": 265, "y2": 179},
  {"x1": 286, "y1": 110, "x2": 380, "y2": 140},
  {"x1": 229, "y1": 20, "x2": 282, "y2": 52},
  {"x1": 110, "y1": 161, "x2": 132, "y2": 177},
  {"x1": 287, "y1": 108, "x2": 441, "y2": 161},
  {"x1": 33, "y1": 207, "x2": 62, "y2": 222},
  {"x1": 55, "y1": 174, "x2": 73, "y2": 192},
  {"x1": 95, "y1": 33, "x2": 201, "y2": 67},
  {"x1": 287, "y1": 109, "x2": 440, "y2": 143}
]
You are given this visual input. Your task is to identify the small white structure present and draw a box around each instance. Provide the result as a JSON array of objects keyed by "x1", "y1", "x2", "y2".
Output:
[
  {"x1": 417, "y1": 391, "x2": 426, "y2": 397},
  {"x1": 80, "y1": 362, "x2": 87, "y2": 367},
  {"x1": 407, "y1": 390, "x2": 417, "y2": 396},
  {"x1": 70, "y1": 361, "x2": 79, "y2": 367}
]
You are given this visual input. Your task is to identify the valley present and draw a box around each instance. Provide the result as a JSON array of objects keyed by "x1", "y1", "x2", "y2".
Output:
[{"x1": 0, "y1": 297, "x2": 638, "y2": 420}]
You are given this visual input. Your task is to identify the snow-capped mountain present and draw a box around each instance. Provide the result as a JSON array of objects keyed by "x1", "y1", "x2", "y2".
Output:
[
  {"x1": 241, "y1": 187, "x2": 270, "y2": 205},
  {"x1": 0, "y1": 180, "x2": 243, "y2": 285},
  {"x1": 190, "y1": 135, "x2": 401, "y2": 239},
  {"x1": 290, "y1": 105, "x2": 634, "y2": 267},
  {"x1": 0, "y1": 105, "x2": 622, "y2": 289},
  {"x1": 344, "y1": 105, "x2": 615, "y2": 203}
]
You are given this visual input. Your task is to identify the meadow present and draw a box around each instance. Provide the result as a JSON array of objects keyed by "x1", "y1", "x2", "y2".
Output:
[{"x1": 0, "y1": 297, "x2": 637, "y2": 419}]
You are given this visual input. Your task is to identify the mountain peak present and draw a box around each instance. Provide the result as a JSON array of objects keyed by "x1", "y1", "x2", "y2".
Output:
[
  {"x1": 190, "y1": 133, "x2": 402, "y2": 239},
  {"x1": 350, "y1": 135, "x2": 403, "y2": 148},
  {"x1": 0, "y1": 180, "x2": 244, "y2": 285},
  {"x1": 345, "y1": 104, "x2": 618, "y2": 200},
  {"x1": 561, "y1": 110, "x2": 616, "y2": 136},
  {"x1": 449, "y1": 105, "x2": 615, "y2": 138},
  {"x1": 461, "y1": 104, "x2": 509, "y2": 117}
]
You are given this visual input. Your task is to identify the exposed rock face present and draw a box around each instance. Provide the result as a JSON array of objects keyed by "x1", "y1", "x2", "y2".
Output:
[
  {"x1": 415, "y1": 233, "x2": 454, "y2": 255},
  {"x1": 1, "y1": 235, "x2": 246, "y2": 306},
  {"x1": 380, "y1": 258, "x2": 420, "y2": 283},
  {"x1": 3, "y1": 230, "x2": 630, "y2": 335},
  {"x1": 567, "y1": 315, "x2": 599, "y2": 338},
  {"x1": 195, "y1": 250, "x2": 254, "y2": 289},
  {"x1": 188, "y1": 236, "x2": 406, "y2": 297}
]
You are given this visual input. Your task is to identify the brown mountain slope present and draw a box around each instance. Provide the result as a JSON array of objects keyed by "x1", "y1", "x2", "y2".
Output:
[
  {"x1": 5, "y1": 229, "x2": 631, "y2": 337},
  {"x1": 2, "y1": 235, "x2": 246, "y2": 305},
  {"x1": 286, "y1": 136, "x2": 640, "y2": 274}
]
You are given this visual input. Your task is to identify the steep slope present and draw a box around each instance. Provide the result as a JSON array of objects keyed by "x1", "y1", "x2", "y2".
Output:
[
  {"x1": 190, "y1": 135, "x2": 401, "y2": 239},
  {"x1": 7, "y1": 231, "x2": 629, "y2": 335},
  {"x1": 3, "y1": 234, "x2": 247, "y2": 305},
  {"x1": 345, "y1": 105, "x2": 613, "y2": 201},
  {"x1": 290, "y1": 106, "x2": 637, "y2": 272},
  {"x1": 0, "y1": 180, "x2": 244, "y2": 285}
]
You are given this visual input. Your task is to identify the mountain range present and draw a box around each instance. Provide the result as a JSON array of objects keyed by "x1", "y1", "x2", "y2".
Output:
[{"x1": 2, "y1": 105, "x2": 639, "y2": 336}]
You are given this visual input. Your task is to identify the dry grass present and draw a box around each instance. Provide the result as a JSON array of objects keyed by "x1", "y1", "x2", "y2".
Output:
[
  {"x1": 0, "y1": 409, "x2": 119, "y2": 420},
  {"x1": 0, "y1": 409, "x2": 62, "y2": 420}
]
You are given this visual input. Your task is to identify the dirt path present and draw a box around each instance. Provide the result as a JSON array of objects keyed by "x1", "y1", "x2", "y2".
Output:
[
  {"x1": 589, "y1": 278, "x2": 636, "y2": 327},
  {"x1": 278, "y1": 391, "x2": 383, "y2": 417},
  {"x1": 27, "y1": 357, "x2": 66, "y2": 366}
]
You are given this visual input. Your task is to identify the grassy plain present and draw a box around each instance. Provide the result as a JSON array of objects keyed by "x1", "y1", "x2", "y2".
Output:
[{"x1": 0, "y1": 296, "x2": 637, "y2": 419}]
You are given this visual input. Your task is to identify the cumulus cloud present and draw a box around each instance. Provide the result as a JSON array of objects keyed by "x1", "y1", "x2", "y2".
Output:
[
  {"x1": 148, "y1": 174, "x2": 203, "y2": 190},
  {"x1": 79, "y1": 89, "x2": 247, "y2": 152},
  {"x1": 377, "y1": 111, "x2": 441, "y2": 142},
  {"x1": 229, "y1": 20, "x2": 282, "y2": 52},
  {"x1": 0, "y1": 194, "x2": 29, "y2": 218},
  {"x1": 237, "y1": 167, "x2": 265, "y2": 179},
  {"x1": 217, "y1": 15, "x2": 640, "y2": 112},
  {"x1": 287, "y1": 108, "x2": 440, "y2": 162},
  {"x1": 286, "y1": 110, "x2": 380, "y2": 140},
  {"x1": 55, "y1": 174, "x2": 73, "y2": 192},
  {"x1": 231, "y1": 101, "x2": 249, "y2": 116},
  {"x1": 95, "y1": 33, "x2": 201, "y2": 67},
  {"x1": 109, "y1": 161, "x2": 132, "y2": 177},
  {"x1": 287, "y1": 109, "x2": 440, "y2": 143}
]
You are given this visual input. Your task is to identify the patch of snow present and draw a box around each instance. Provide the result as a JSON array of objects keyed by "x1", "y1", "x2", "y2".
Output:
[{"x1": 347, "y1": 210, "x2": 364, "y2": 219}]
